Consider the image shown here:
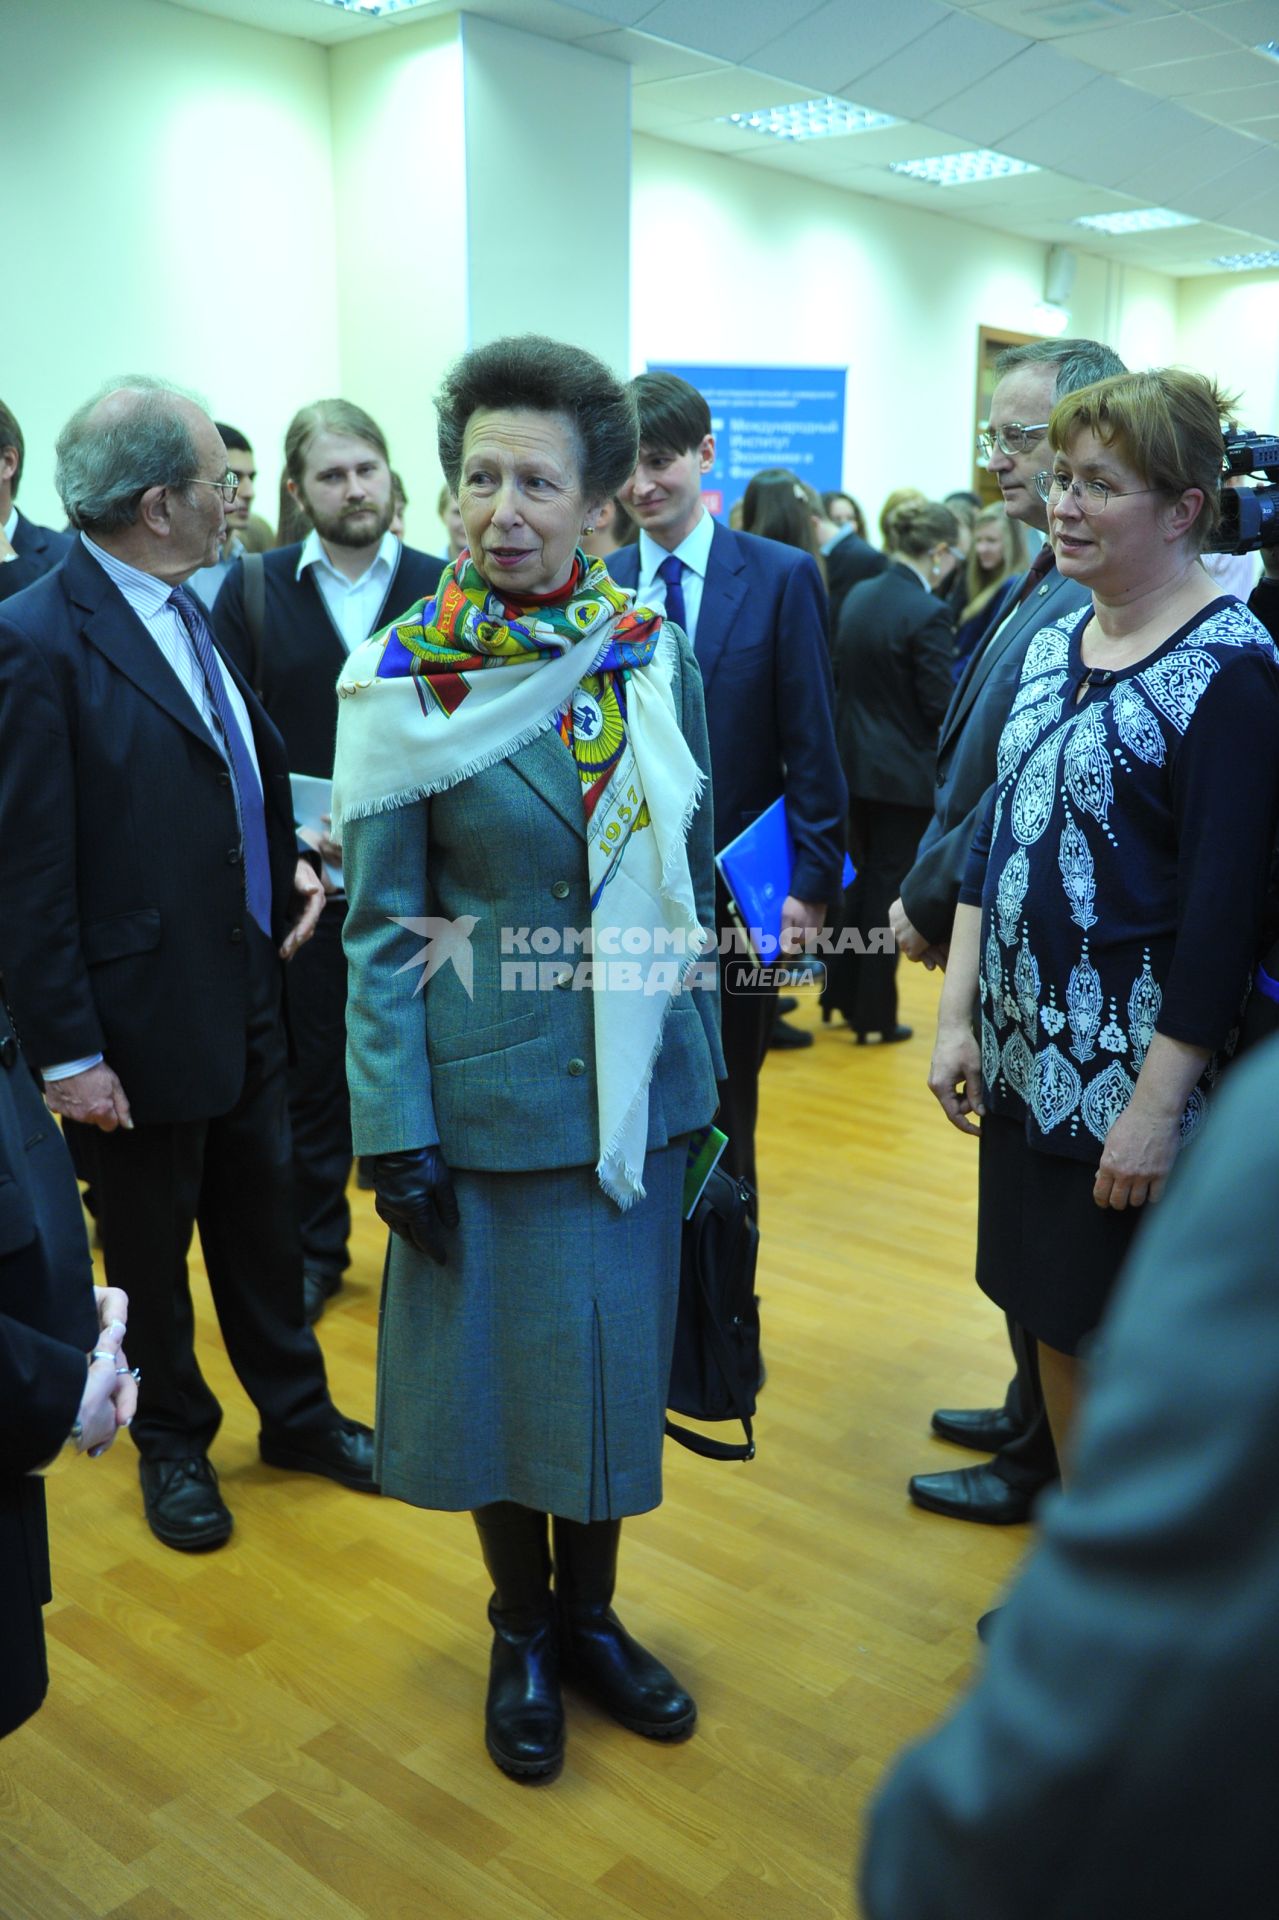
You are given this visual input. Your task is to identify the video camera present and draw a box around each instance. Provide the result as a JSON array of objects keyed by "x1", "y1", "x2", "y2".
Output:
[{"x1": 1213, "y1": 431, "x2": 1279, "y2": 554}]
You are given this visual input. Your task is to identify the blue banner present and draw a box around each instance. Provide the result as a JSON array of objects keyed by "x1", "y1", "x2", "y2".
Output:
[{"x1": 650, "y1": 363, "x2": 847, "y2": 519}]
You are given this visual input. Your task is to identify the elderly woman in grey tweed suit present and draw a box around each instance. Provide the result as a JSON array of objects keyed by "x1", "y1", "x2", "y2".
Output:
[{"x1": 333, "y1": 335, "x2": 723, "y2": 1782}]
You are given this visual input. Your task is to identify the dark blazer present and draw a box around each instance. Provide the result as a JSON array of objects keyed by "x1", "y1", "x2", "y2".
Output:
[
  {"x1": 862, "y1": 1036, "x2": 1279, "y2": 1920},
  {"x1": 610, "y1": 521, "x2": 847, "y2": 904},
  {"x1": 825, "y1": 527, "x2": 887, "y2": 633},
  {"x1": 213, "y1": 541, "x2": 449, "y2": 777},
  {"x1": 1, "y1": 1007, "x2": 98, "y2": 1738},
  {"x1": 0, "y1": 540, "x2": 304, "y2": 1123},
  {"x1": 832, "y1": 561, "x2": 955, "y2": 810},
  {"x1": 898, "y1": 564, "x2": 1089, "y2": 945},
  {"x1": 0, "y1": 510, "x2": 73, "y2": 604}
]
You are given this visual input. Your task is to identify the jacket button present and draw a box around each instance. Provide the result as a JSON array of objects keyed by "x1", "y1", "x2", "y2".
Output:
[
  {"x1": 218, "y1": 770, "x2": 232, "y2": 789},
  {"x1": 566, "y1": 1057, "x2": 586, "y2": 1076},
  {"x1": 226, "y1": 847, "x2": 241, "y2": 865},
  {"x1": 0, "y1": 1034, "x2": 17, "y2": 1070},
  {"x1": 554, "y1": 968, "x2": 573, "y2": 989},
  {"x1": 230, "y1": 926, "x2": 244, "y2": 943},
  {"x1": 551, "y1": 880, "x2": 570, "y2": 900}
]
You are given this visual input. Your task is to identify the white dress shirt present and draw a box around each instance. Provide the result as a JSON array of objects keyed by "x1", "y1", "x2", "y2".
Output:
[
  {"x1": 2, "y1": 505, "x2": 17, "y2": 544},
  {"x1": 635, "y1": 509, "x2": 715, "y2": 644},
  {"x1": 296, "y1": 528, "x2": 398, "y2": 654}
]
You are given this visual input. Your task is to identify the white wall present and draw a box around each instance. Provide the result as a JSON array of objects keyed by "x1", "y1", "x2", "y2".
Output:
[
  {"x1": 630, "y1": 134, "x2": 1181, "y2": 529},
  {"x1": 4, "y1": 0, "x2": 338, "y2": 528},
  {"x1": 1175, "y1": 275, "x2": 1279, "y2": 431},
  {"x1": 328, "y1": 12, "x2": 468, "y2": 545}
]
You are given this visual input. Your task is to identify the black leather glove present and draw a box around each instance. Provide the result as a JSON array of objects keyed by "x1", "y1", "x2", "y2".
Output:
[{"x1": 370, "y1": 1147, "x2": 460, "y2": 1266}]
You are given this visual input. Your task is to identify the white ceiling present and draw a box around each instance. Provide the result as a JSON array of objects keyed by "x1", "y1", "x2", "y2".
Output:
[{"x1": 166, "y1": 0, "x2": 1279, "y2": 276}]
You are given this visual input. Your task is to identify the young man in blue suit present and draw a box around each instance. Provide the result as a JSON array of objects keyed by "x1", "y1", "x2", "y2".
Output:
[
  {"x1": 0, "y1": 399, "x2": 71, "y2": 602},
  {"x1": 613, "y1": 372, "x2": 846, "y2": 1207}
]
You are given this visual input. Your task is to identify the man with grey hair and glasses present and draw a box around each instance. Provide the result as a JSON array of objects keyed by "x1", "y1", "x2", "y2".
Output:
[
  {"x1": 0, "y1": 380, "x2": 376, "y2": 1552},
  {"x1": 890, "y1": 338, "x2": 1126, "y2": 1536}
]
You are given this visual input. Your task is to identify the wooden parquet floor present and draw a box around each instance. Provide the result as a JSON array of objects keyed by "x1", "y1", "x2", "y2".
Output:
[{"x1": 1, "y1": 966, "x2": 1031, "y2": 1920}]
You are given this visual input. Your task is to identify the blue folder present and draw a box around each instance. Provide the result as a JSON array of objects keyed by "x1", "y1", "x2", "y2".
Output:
[{"x1": 715, "y1": 797, "x2": 854, "y2": 965}]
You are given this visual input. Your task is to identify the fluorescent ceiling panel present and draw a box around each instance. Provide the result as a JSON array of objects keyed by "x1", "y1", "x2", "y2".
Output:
[
  {"x1": 304, "y1": 0, "x2": 433, "y2": 12},
  {"x1": 1211, "y1": 248, "x2": 1279, "y2": 268},
  {"x1": 1074, "y1": 206, "x2": 1198, "y2": 232},
  {"x1": 889, "y1": 148, "x2": 1040, "y2": 184},
  {"x1": 720, "y1": 96, "x2": 902, "y2": 141}
]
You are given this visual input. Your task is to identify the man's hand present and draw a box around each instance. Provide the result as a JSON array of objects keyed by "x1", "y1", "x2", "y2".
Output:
[
  {"x1": 280, "y1": 857, "x2": 325, "y2": 961},
  {"x1": 779, "y1": 895, "x2": 826, "y2": 958},
  {"x1": 44, "y1": 1063, "x2": 132, "y2": 1132},
  {"x1": 889, "y1": 897, "x2": 930, "y2": 962}
]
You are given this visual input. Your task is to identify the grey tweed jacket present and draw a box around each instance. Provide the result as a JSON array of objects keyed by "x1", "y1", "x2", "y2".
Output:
[{"x1": 341, "y1": 626, "x2": 724, "y2": 1168}]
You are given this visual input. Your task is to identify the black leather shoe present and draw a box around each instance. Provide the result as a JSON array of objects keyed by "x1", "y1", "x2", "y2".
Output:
[
  {"x1": 930, "y1": 1405, "x2": 1022, "y2": 1453},
  {"x1": 258, "y1": 1418, "x2": 379, "y2": 1492},
  {"x1": 770, "y1": 1016, "x2": 814, "y2": 1051},
  {"x1": 485, "y1": 1603, "x2": 565, "y2": 1781},
  {"x1": 908, "y1": 1463, "x2": 1033, "y2": 1525},
  {"x1": 854, "y1": 1024, "x2": 912, "y2": 1044},
  {"x1": 561, "y1": 1607, "x2": 697, "y2": 1740},
  {"x1": 303, "y1": 1268, "x2": 342, "y2": 1326},
  {"x1": 976, "y1": 1608, "x2": 1002, "y2": 1645},
  {"x1": 776, "y1": 995, "x2": 799, "y2": 1015},
  {"x1": 139, "y1": 1456, "x2": 233, "y2": 1552}
]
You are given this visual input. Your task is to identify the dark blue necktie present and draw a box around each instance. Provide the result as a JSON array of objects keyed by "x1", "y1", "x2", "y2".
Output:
[
  {"x1": 657, "y1": 553, "x2": 688, "y2": 636},
  {"x1": 169, "y1": 585, "x2": 273, "y2": 938}
]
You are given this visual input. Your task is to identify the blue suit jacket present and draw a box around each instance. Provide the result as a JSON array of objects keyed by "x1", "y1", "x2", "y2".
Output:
[
  {"x1": 0, "y1": 511, "x2": 72, "y2": 604},
  {"x1": 610, "y1": 521, "x2": 846, "y2": 904},
  {"x1": 899, "y1": 563, "x2": 1089, "y2": 946}
]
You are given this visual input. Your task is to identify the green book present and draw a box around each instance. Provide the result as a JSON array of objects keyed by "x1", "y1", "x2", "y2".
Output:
[{"x1": 683, "y1": 1125, "x2": 728, "y2": 1220}]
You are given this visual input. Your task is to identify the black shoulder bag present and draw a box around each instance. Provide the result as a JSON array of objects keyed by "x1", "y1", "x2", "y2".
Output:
[{"x1": 666, "y1": 1165, "x2": 761, "y2": 1462}]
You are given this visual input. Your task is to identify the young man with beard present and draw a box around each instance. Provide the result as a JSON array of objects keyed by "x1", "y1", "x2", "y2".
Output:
[
  {"x1": 215, "y1": 401, "x2": 447, "y2": 1323},
  {"x1": 187, "y1": 423, "x2": 258, "y2": 610}
]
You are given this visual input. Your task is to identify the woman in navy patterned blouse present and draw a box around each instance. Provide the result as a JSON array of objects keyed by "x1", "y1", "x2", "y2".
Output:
[{"x1": 928, "y1": 369, "x2": 1279, "y2": 1470}]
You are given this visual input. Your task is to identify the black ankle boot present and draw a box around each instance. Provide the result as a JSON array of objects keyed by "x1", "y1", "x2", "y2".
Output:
[
  {"x1": 552, "y1": 1517, "x2": 696, "y2": 1741},
  {"x1": 472, "y1": 1503, "x2": 564, "y2": 1780}
]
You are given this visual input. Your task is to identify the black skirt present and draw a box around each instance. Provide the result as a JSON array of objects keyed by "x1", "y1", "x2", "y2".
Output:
[{"x1": 976, "y1": 1113, "x2": 1146, "y2": 1356}]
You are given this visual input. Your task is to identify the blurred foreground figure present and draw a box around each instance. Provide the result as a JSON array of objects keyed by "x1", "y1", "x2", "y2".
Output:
[{"x1": 862, "y1": 1035, "x2": 1279, "y2": 1920}]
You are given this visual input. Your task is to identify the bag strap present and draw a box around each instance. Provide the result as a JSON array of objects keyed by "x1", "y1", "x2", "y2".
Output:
[
  {"x1": 664, "y1": 1260, "x2": 757, "y2": 1462},
  {"x1": 242, "y1": 551, "x2": 266, "y2": 698}
]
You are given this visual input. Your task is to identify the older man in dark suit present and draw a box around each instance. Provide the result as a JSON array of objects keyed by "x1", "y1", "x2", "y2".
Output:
[
  {"x1": 891, "y1": 338, "x2": 1124, "y2": 1527},
  {"x1": 612, "y1": 371, "x2": 846, "y2": 1207},
  {"x1": 1, "y1": 999, "x2": 137, "y2": 1736},
  {"x1": 0, "y1": 398, "x2": 71, "y2": 602},
  {"x1": 0, "y1": 381, "x2": 375, "y2": 1553}
]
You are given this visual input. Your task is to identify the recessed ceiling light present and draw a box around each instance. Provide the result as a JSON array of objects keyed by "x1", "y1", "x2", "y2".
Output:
[
  {"x1": 721, "y1": 96, "x2": 902, "y2": 142},
  {"x1": 1075, "y1": 208, "x2": 1199, "y2": 233},
  {"x1": 1211, "y1": 249, "x2": 1279, "y2": 271},
  {"x1": 305, "y1": 0, "x2": 433, "y2": 15},
  {"x1": 888, "y1": 150, "x2": 1039, "y2": 186}
]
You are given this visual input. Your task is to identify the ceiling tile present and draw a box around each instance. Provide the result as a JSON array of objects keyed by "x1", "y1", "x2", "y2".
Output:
[
  {"x1": 628, "y1": 0, "x2": 824, "y2": 65},
  {"x1": 924, "y1": 41, "x2": 1096, "y2": 144},
  {"x1": 1183, "y1": 81, "x2": 1279, "y2": 118},
  {"x1": 1049, "y1": 11, "x2": 1236, "y2": 70},
  {"x1": 849, "y1": 14, "x2": 1029, "y2": 121},
  {"x1": 1174, "y1": 155, "x2": 1275, "y2": 222},
  {"x1": 1195, "y1": 0, "x2": 1279, "y2": 46},
  {"x1": 578, "y1": 26, "x2": 727, "y2": 80},
  {"x1": 631, "y1": 68, "x2": 812, "y2": 119},
  {"x1": 745, "y1": 0, "x2": 951, "y2": 93},
  {"x1": 534, "y1": 0, "x2": 658, "y2": 23},
  {"x1": 1130, "y1": 46, "x2": 1279, "y2": 94},
  {"x1": 1113, "y1": 121, "x2": 1263, "y2": 197},
  {"x1": 964, "y1": 0, "x2": 1178, "y2": 36}
]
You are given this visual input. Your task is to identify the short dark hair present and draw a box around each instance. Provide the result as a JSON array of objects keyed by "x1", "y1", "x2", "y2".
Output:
[
  {"x1": 630, "y1": 371, "x2": 711, "y2": 456},
  {"x1": 0, "y1": 398, "x2": 24, "y2": 497},
  {"x1": 436, "y1": 335, "x2": 637, "y2": 502},
  {"x1": 215, "y1": 421, "x2": 253, "y2": 454},
  {"x1": 995, "y1": 337, "x2": 1127, "y2": 400}
]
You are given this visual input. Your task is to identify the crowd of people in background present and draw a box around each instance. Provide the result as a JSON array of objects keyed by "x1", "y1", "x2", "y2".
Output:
[{"x1": 4, "y1": 338, "x2": 1279, "y2": 1909}]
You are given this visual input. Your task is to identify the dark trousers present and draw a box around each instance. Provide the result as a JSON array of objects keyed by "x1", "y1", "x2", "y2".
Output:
[
  {"x1": 69, "y1": 925, "x2": 333, "y2": 1461},
  {"x1": 992, "y1": 1316, "x2": 1060, "y2": 1495},
  {"x1": 717, "y1": 879, "x2": 775, "y2": 1213},
  {"x1": 285, "y1": 899, "x2": 352, "y2": 1280},
  {"x1": 823, "y1": 798, "x2": 932, "y2": 1035}
]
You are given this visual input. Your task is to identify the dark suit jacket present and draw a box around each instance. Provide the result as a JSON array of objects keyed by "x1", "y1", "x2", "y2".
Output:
[
  {"x1": 898, "y1": 564, "x2": 1089, "y2": 945},
  {"x1": 610, "y1": 521, "x2": 847, "y2": 904},
  {"x1": 1250, "y1": 573, "x2": 1279, "y2": 645},
  {"x1": 825, "y1": 527, "x2": 887, "y2": 634},
  {"x1": 213, "y1": 541, "x2": 449, "y2": 777},
  {"x1": 862, "y1": 1036, "x2": 1279, "y2": 1920},
  {"x1": 0, "y1": 540, "x2": 303, "y2": 1123},
  {"x1": 832, "y1": 561, "x2": 955, "y2": 810},
  {"x1": 0, "y1": 510, "x2": 73, "y2": 604},
  {"x1": 1, "y1": 1007, "x2": 98, "y2": 1737}
]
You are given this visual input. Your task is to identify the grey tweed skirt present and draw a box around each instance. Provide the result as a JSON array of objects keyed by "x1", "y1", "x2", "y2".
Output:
[{"x1": 372, "y1": 1142, "x2": 686, "y2": 1523}]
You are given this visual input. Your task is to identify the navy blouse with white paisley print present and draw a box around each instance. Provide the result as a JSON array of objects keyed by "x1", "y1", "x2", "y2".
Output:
[{"x1": 960, "y1": 596, "x2": 1279, "y2": 1163}]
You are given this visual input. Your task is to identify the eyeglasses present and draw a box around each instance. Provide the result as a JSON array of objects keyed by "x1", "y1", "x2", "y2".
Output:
[
  {"x1": 1034, "y1": 471, "x2": 1162, "y2": 514},
  {"x1": 977, "y1": 422, "x2": 1050, "y2": 460},
  {"x1": 186, "y1": 470, "x2": 241, "y2": 504}
]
